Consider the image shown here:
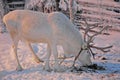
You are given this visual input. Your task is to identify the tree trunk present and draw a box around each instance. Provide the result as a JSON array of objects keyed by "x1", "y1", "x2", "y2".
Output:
[
  {"x1": 0, "y1": 0, "x2": 6, "y2": 33},
  {"x1": 69, "y1": 0, "x2": 74, "y2": 24},
  {"x1": 56, "y1": 0, "x2": 60, "y2": 11}
]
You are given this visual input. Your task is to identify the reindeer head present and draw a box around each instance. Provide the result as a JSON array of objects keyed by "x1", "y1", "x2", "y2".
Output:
[
  {"x1": 73, "y1": 18, "x2": 113, "y2": 67},
  {"x1": 78, "y1": 50, "x2": 92, "y2": 66}
]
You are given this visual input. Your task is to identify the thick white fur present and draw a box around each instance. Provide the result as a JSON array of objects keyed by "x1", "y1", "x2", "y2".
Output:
[{"x1": 3, "y1": 10, "x2": 91, "y2": 71}]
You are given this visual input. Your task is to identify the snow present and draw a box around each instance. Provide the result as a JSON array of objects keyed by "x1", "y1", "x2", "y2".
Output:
[
  {"x1": 82, "y1": 6, "x2": 120, "y2": 17},
  {"x1": 78, "y1": 0, "x2": 120, "y2": 8},
  {"x1": 0, "y1": 30, "x2": 120, "y2": 80}
]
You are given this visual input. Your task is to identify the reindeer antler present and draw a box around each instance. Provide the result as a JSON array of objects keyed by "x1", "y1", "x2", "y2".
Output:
[
  {"x1": 90, "y1": 45, "x2": 113, "y2": 53},
  {"x1": 81, "y1": 18, "x2": 113, "y2": 58}
]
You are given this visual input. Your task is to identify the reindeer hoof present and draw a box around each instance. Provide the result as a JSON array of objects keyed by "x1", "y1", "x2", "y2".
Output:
[
  {"x1": 16, "y1": 66, "x2": 23, "y2": 71},
  {"x1": 34, "y1": 57, "x2": 44, "y2": 63},
  {"x1": 46, "y1": 69, "x2": 52, "y2": 72},
  {"x1": 44, "y1": 67, "x2": 52, "y2": 72},
  {"x1": 54, "y1": 68, "x2": 65, "y2": 72},
  {"x1": 53, "y1": 66, "x2": 65, "y2": 72}
]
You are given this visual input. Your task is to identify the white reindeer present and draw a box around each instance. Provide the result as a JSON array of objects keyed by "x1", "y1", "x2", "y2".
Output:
[{"x1": 3, "y1": 10, "x2": 92, "y2": 71}]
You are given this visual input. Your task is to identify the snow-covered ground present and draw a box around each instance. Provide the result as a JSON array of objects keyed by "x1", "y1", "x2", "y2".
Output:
[
  {"x1": 0, "y1": 0, "x2": 120, "y2": 79},
  {"x1": 0, "y1": 30, "x2": 120, "y2": 80}
]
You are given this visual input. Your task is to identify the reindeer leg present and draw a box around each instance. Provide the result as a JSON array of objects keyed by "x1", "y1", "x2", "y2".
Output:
[
  {"x1": 51, "y1": 43, "x2": 61, "y2": 71},
  {"x1": 27, "y1": 42, "x2": 44, "y2": 63},
  {"x1": 44, "y1": 44, "x2": 51, "y2": 71},
  {"x1": 12, "y1": 39, "x2": 23, "y2": 71}
]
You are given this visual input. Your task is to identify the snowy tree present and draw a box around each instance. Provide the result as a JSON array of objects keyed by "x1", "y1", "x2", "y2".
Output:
[
  {"x1": 59, "y1": 0, "x2": 82, "y2": 23},
  {"x1": 44, "y1": 0, "x2": 56, "y2": 13},
  {"x1": 0, "y1": 0, "x2": 6, "y2": 33},
  {"x1": 25, "y1": 0, "x2": 82, "y2": 13},
  {"x1": 25, "y1": 0, "x2": 56, "y2": 13},
  {"x1": 69, "y1": 0, "x2": 74, "y2": 23},
  {"x1": 0, "y1": 1, "x2": 4, "y2": 17},
  {"x1": 25, "y1": 0, "x2": 45, "y2": 12},
  {"x1": 25, "y1": 0, "x2": 39, "y2": 10},
  {"x1": 59, "y1": 0, "x2": 68, "y2": 11},
  {"x1": 59, "y1": 0, "x2": 81, "y2": 13},
  {"x1": 24, "y1": 0, "x2": 82, "y2": 24},
  {"x1": 56, "y1": 0, "x2": 60, "y2": 11}
]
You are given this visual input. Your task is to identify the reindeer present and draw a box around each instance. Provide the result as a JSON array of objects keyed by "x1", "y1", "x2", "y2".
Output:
[{"x1": 3, "y1": 10, "x2": 92, "y2": 71}]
